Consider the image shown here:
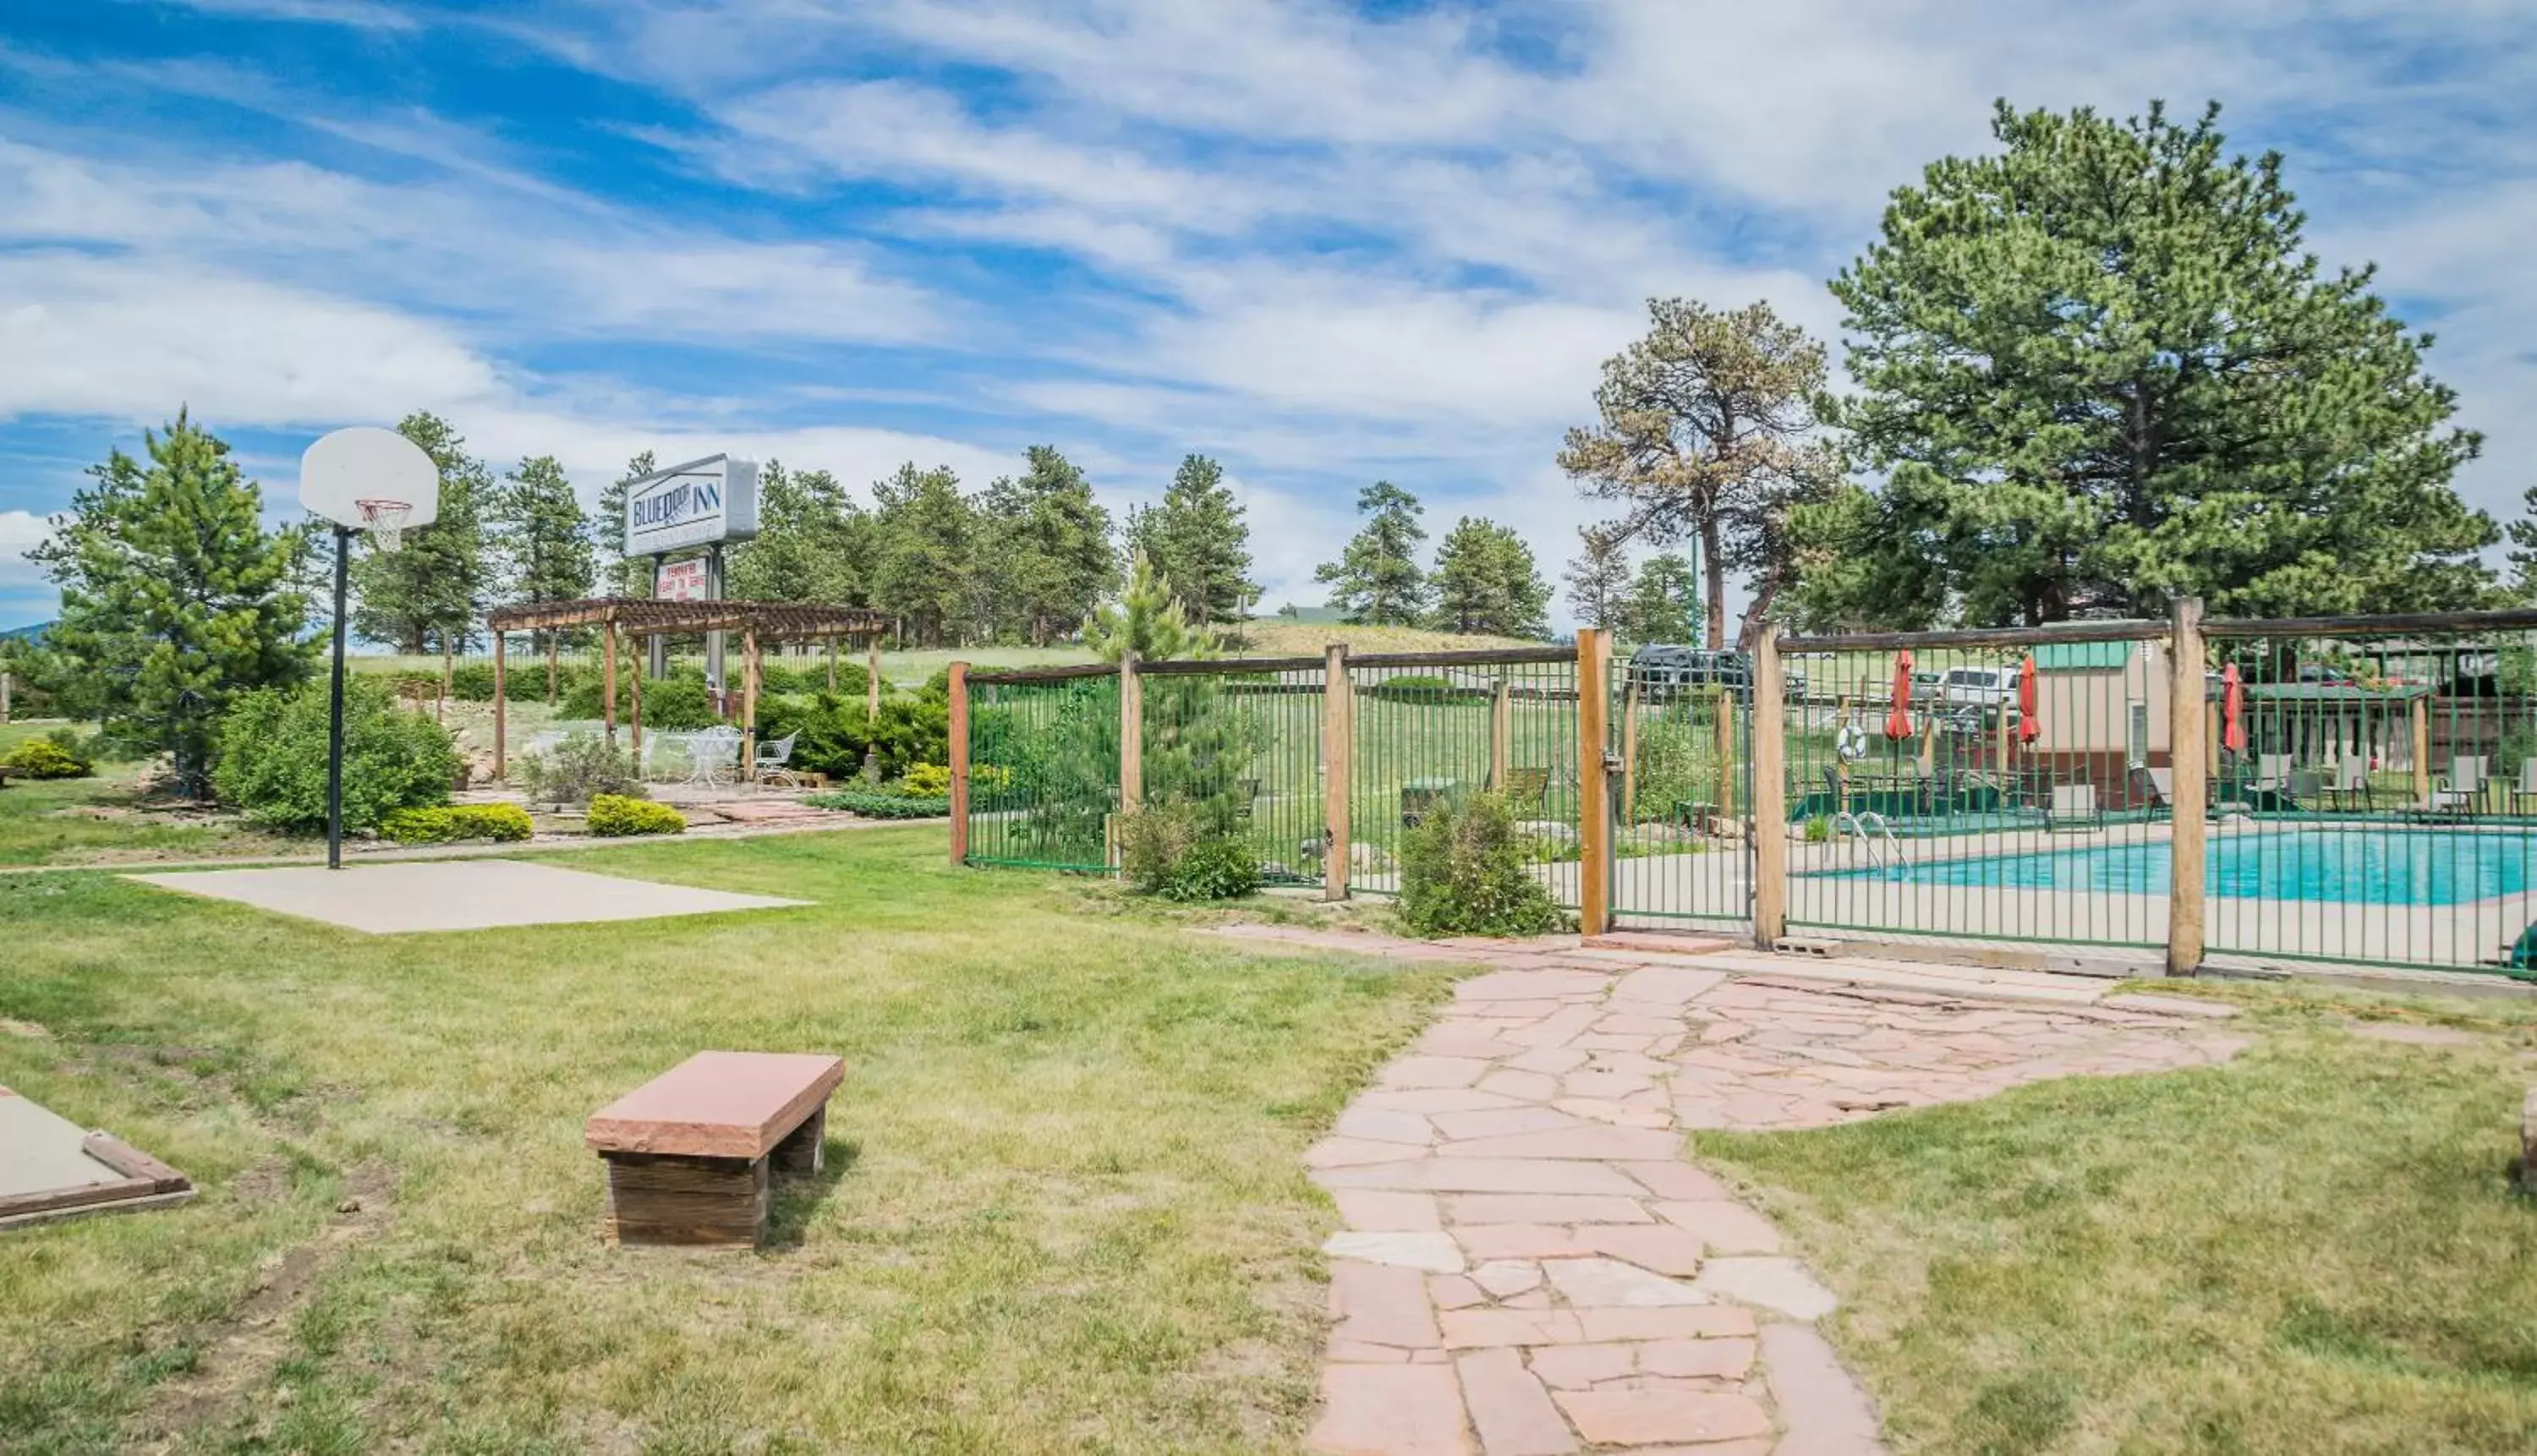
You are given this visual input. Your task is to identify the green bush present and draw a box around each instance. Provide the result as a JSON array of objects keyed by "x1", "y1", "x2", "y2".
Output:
[
  {"x1": 215, "y1": 678, "x2": 463, "y2": 831},
  {"x1": 1397, "y1": 791, "x2": 1564, "y2": 937},
  {"x1": 1158, "y1": 836, "x2": 1261, "y2": 901},
  {"x1": 447, "y1": 659, "x2": 590, "y2": 703},
  {"x1": 380, "y1": 802, "x2": 534, "y2": 845},
  {"x1": 1, "y1": 736, "x2": 92, "y2": 780},
  {"x1": 1360, "y1": 672, "x2": 1487, "y2": 703},
  {"x1": 757, "y1": 660, "x2": 870, "y2": 698},
  {"x1": 802, "y1": 791, "x2": 951, "y2": 819},
  {"x1": 1117, "y1": 802, "x2": 1261, "y2": 901},
  {"x1": 900, "y1": 762, "x2": 951, "y2": 796},
  {"x1": 587, "y1": 794, "x2": 684, "y2": 836},
  {"x1": 518, "y1": 732, "x2": 643, "y2": 807},
  {"x1": 561, "y1": 674, "x2": 721, "y2": 731},
  {"x1": 754, "y1": 683, "x2": 948, "y2": 783}
]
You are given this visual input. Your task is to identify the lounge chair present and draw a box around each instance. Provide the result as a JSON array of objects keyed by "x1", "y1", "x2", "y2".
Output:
[
  {"x1": 2513, "y1": 760, "x2": 2537, "y2": 817},
  {"x1": 2430, "y1": 755, "x2": 2488, "y2": 816},
  {"x1": 2046, "y1": 782, "x2": 2101, "y2": 832},
  {"x1": 2326, "y1": 754, "x2": 2375, "y2": 812},
  {"x1": 2249, "y1": 753, "x2": 2294, "y2": 795}
]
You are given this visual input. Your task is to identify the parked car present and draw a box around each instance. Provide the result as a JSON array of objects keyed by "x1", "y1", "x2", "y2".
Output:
[
  {"x1": 1625, "y1": 646, "x2": 1751, "y2": 700},
  {"x1": 1941, "y1": 665, "x2": 2023, "y2": 707},
  {"x1": 1910, "y1": 670, "x2": 1946, "y2": 706}
]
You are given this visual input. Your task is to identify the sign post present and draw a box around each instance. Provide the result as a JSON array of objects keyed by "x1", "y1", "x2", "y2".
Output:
[{"x1": 623, "y1": 455, "x2": 759, "y2": 712}]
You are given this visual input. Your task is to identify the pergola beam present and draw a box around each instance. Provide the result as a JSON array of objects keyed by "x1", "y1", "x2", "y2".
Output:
[{"x1": 486, "y1": 598, "x2": 891, "y2": 639}]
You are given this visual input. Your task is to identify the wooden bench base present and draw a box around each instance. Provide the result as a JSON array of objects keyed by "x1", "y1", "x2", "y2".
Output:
[{"x1": 601, "y1": 1104, "x2": 827, "y2": 1247}]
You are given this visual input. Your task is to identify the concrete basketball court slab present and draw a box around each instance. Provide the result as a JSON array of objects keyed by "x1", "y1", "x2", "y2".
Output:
[{"x1": 126, "y1": 860, "x2": 806, "y2": 934}]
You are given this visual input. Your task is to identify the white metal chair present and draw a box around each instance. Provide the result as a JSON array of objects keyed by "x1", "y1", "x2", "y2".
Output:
[
  {"x1": 2250, "y1": 753, "x2": 2294, "y2": 793},
  {"x1": 2046, "y1": 782, "x2": 2101, "y2": 831},
  {"x1": 753, "y1": 731, "x2": 802, "y2": 789},
  {"x1": 2328, "y1": 754, "x2": 2374, "y2": 811},
  {"x1": 2430, "y1": 755, "x2": 2488, "y2": 815},
  {"x1": 682, "y1": 728, "x2": 742, "y2": 788},
  {"x1": 2512, "y1": 759, "x2": 2537, "y2": 816}
]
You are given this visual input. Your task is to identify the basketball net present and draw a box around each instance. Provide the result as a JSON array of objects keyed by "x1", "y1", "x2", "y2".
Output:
[{"x1": 356, "y1": 499, "x2": 413, "y2": 554}]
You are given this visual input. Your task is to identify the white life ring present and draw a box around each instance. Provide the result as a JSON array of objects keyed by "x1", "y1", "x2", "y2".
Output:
[{"x1": 1835, "y1": 724, "x2": 1870, "y2": 762}]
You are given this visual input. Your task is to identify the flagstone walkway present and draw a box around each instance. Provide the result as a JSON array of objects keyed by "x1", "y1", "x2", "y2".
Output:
[{"x1": 1209, "y1": 926, "x2": 2250, "y2": 1456}]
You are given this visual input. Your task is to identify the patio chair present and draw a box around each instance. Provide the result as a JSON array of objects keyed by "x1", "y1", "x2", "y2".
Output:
[
  {"x1": 1499, "y1": 766, "x2": 1552, "y2": 815},
  {"x1": 753, "y1": 731, "x2": 802, "y2": 788},
  {"x1": 2249, "y1": 753, "x2": 2294, "y2": 794},
  {"x1": 2133, "y1": 765, "x2": 2171, "y2": 820},
  {"x1": 2045, "y1": 782, "x2": 2101, "y2": 832},
  {"x1": 2512, "y1": 759, "x2": 2537, "y2": 816},
  {"x1": 2430, "y1": 755, "x2": 2489, "y2": 816},
  {"x1": 2326, "y1": 754, "x2": 2375, "y2": 812}
]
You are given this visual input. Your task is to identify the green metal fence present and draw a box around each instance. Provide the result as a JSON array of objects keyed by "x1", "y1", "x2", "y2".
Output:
[
  {"x1": 1139, "y1": 658, "x2": 1328, "y2": 884},
  {"x1": 966, "y1": 665, "x2": 1121, "y2": 872},
  {"x1": 1344, "y1": 650, "x2": 1581, "y2": 907},
  {"x1": 1608, "y1": 654, "x2": 1752, "y2": 929}
]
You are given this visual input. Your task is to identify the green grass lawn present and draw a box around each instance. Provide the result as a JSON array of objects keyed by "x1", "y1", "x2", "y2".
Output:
[
  {"x1": 0, "y1": 726, "x2": 288, "y2": 868},
  {"x1": 1700, "y1": 988, "x2": 2537, "y2": 1455},
  {"x1": 0, "y1": 828, "x2": 1449, "y2": 1453}
]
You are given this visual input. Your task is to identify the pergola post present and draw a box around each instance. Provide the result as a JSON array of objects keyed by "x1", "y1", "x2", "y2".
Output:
[
  {"x1": 867, "y1": 637, "x2": 883, "y2": 723},
  {"x1": 741, "y1": 629, "x2": 760, "y2": 782},
  {"x1": 492, "y1": 628, "x2": 507, "y2": 780},
  {"x1": 602, "y1": 622, "x2": 619, "y2": 745},
  {"x1": 629, "y1": 654, "x2": 644, "y2": 765}
]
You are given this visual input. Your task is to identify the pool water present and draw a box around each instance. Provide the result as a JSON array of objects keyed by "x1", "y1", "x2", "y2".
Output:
[{"x1": 1855, "y1": 829, "x2": 2537, "y2": 906}]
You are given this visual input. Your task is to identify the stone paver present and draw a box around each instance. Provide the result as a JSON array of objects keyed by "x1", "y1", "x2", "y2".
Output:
[{"x1": 1252, "y1": 926, "x2": 2249, "y2": 1455}]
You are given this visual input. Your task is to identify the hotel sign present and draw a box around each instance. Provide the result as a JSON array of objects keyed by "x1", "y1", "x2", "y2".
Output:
[{"x1": 624, "y1": 453, "x2": 759, "y2": 556}]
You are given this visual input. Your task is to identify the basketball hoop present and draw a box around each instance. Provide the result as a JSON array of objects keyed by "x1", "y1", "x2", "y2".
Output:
[{"x1": 357, "y1": 499, "x2": 413, "y2": 554}]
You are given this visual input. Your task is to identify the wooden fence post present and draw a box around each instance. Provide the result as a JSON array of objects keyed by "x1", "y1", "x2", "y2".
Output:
[
  {"x1": 2412, "y1": 697, "x2": 2431, "y2": 807},
  {"x1": 2167, "y1": 598, "x2": 2207, "y2": 977},
  {"x1": 1323, "y1": 643, "x2": 1351, "y2": 901},
  {"x1": 947, "y1": 662, "x2": 970, "y2": 866},
  {"x1": 628, "y1": 654, "x2": 643, "y2": 764},
  {"x1": 1751, "y1": 623, "x2": 1788, "y2": 949},
  {"x1": 491, "y1": 630, "x2": 507, "y2": 780},
  {"x1": 1119, "y1": 651, "x2": 1143, "y2": 816},
  {"x1": 601, "y1": 621, "x2": 618, "y2": 745},
  {"x1": 1577, "y1": 628, "x2": 1612, "y2": 936},
  {"x1": 1489, "y1": 676, "x2": 1512, "y2": 791}
]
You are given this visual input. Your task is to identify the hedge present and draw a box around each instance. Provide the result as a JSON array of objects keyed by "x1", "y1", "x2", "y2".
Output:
[
  {"x1": 1, "y1": 736, "x2": 92, "y2": 780},
  {"x1": 587, "y1": 794, "x2": 686, "y2": 836},
  {"x1": 380, "y1": 803, "x2": 534, "y2": 845},
  {"x1": 802, "y1": 791, "x2": 951, "y2": 819}
]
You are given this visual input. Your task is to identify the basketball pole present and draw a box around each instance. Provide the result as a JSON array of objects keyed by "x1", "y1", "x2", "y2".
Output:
[{"x1": 326, "y1": 523, "x2": 351, "y2": 871}]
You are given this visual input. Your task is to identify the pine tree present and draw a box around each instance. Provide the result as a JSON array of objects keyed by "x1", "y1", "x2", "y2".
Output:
[
  {"x1": 1621, "y1": 553, "x2": 1699, "y2": 645},
  {"x1": 1083, "y1": 550, "x2": 1216, "y2": 664},
  {"x1": 32, "y1": 411, "x2": 313, "y2": 794},
  {"x1": 1824, "y1": 99, "x2": 2495, "y2": 624},
  {"x1": 868, "y1": 463, "x2": 977, "y2": 647},
  {"x1": 498, "y1": 454, "x2": 595, "y2": 609},
  {"x1": 728, "y1": 461, "x2": 868, "y2": 605},
  {"x1": 351, "y1": 411, "x2": 493, "y2": 657},
  {"x1": 980, "y1": 446, "x2": 1116, "y2": 644},
  {"x1": 595, "y1": 451, "x2": 655, "y2": 598},
  {"x1": 1429, "y1": 517, "x2": 1550, "y2": 638},
  {"x1": 1562, "y1": 525, "x2": 1631, "y2": 633},
  {"x1": 2507, "y1": 486, "x2": 2537, "y2": 602},
  {"x1": 1126, "y1": 454, "x2": 1258, "y2": 626},
  {"x1": 1315, "y1": 481, "x2": 1429, "y2": 626}
]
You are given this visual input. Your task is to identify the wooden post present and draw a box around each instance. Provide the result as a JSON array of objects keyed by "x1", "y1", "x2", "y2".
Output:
[
  {"x1": 628, "y1": 652, "x2": 644, "y2": 765},
  {"x1": 1119, "y1": 651, "x2": 1143, "y2": 815},
  {"x1": 546, "y1": 637, "x2": 559, "y2": 707},
  {"x1": 2413, "y1": 696, "x2": 2431, "y2": 807},
  {"x1": 827, "y1": 638, "x2": 837, "y2": 693},
  {"x1": 1714, "y1": 685, "x2": 1735, "y2": 818},
  {"x1": 741, "y1": 629, "x2": 759, "y2": 782},
  {"x1": 601, "y1": 621, "x2": 618, "y2": 745},
  {"x1": 868, "y1": 637, "x2": 883, "y2": 723},
  {"x1": 1323, "y1": 643, "x2": 1351, "y2": 901},
  {"x1": 1621, "y1": 681, "x2": 1641, "y2": 824},
  {"x1": 1578, "y1": 628, "x2": 1612, "y2": 936},
  {"x1": 491, "y1": 630, "x2": 507, "y2": 780},
  {"x1": 2167, "y1": 599, "x2": 2207, "y2": 977},
  {"x1": 1751, "y1": 623, "x2": 1789, "y2": 949},
  {"x1": 948, "y1": 662, "x2": 970, "y2": 866},
  {"x1": 1489, "y1": 676, "x2": 1512, "y2": 791}
]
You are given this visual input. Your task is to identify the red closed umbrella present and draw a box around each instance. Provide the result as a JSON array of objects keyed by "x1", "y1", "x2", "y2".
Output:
[
  {"x1": 2017, "y1": 654, "x2": 2041, "y2": 745},
  {"x1": 2222, "y1": 664, "x2": 2246, "y2": 753},
  {"x1": 1885, "y1": 649, "x2": 1915, "y2": 740}
]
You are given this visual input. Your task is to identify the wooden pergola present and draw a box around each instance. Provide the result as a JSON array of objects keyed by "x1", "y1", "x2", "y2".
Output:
[{"x1": 485, "y1": 598, "x2": 893, "y2": 781}]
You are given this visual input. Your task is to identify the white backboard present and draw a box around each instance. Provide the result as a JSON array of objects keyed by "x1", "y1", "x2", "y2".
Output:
[
  {"x1": 299, "y1": 427, "x2": 440, "y2": 532},
  {"x1": 626, "y1": 454, "x2": 759, "y2": 556}
]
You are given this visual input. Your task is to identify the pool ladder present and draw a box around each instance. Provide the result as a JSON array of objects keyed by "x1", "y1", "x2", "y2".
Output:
[{"x1": 1833, "y1": 811, "x2": 1905, "y2": 873}]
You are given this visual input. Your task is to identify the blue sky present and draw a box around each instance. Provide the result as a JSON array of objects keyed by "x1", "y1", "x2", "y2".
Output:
[{"x1": 2, "y1": 0, "x2": 2531, "y2": 631}]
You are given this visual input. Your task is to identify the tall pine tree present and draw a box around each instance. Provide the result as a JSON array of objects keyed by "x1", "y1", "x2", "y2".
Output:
[
  {"x1": 979, "y1": 446, "x2": 1116, "y2": 644},
  {"x1": 595, "y1": 450, "x2": 655, "y2": 598},
  {"x1": 1315, "y1": 481, "x2": 1430, "y2": 626},
  {"x1": 1126, "y1": 454, "x2": 1258, "y2": 626},
  {"x1": 351, "y1": 411, "x2": 492, "y2": 657},
  {"x1": 1561, "y1": 525, "x2": 1631, "y2": 633},
  {"x1": 1620, "y1": 552, "x2": 1700, "y2": 646},
  {"x1": 728, "y1": 461, "x2": 868, "y2": 605},
  {"x1": 33, "y1": 411, "x2": 312, "y2": 794},
  {"x1": 868, "y1": 463, "x2": 977, "y2": 647},
  {"x1": 497, "y1": 454, "x2": 594, "y2": 610},
  {"x1": 1428, "y1": 517, "x2": 1550, "y2": 638},
  {"x1": 1824, "y1": 100, "x2": 2495, "y2": 624}
]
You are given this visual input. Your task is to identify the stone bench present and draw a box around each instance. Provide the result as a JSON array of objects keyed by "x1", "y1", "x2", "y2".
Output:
[{"x1": 585, "y1": 1050, "x2": 846, "y2": 1246}]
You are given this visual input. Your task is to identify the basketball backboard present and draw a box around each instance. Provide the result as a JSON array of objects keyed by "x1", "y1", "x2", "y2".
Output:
[{"x1": 299, "y1": 427, "x2": 440, "y2": 534}]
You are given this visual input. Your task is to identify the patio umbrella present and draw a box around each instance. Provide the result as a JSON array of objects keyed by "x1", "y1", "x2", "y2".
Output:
[
  {"x1": 2222, "y1": 664, "x2": 2247, "y2": 753},
  {"x1": 2018, "y1": 653, "x2": 2041, "y2": 745},
  {"x1": 1885, "y1": 649, "x2": 1915, "y2": 740}
]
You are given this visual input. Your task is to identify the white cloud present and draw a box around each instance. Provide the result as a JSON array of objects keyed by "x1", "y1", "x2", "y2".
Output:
[
  {"x1": 156, "y1": 0, "x2": 420, "y2": 30},
  {"x1": 0, "y1": 509, "x2": 52, "y2": 588}
]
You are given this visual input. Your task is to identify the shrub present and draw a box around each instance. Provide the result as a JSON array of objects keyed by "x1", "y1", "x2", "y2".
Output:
[
  {"x1": 1116, "y1": 802, "x2": 1261, "y2": 901},
  {"x1": 561, "y1": 674, "x2": 720, "y2": 731},
  {"x1": 1157, "y1": 836, "x2": 1261, "y2": 901},
  {"x1": 215, "y1": 678, "x2": 463, "y2": 831},
  {"x1": 2, "y1": 736, "x2": 92, "y2": 780},
  {"x1": 517, "y1": 732, "x2": 644, "y2": 807},
  {"x1": 900, "y1": 762, "x2": 951, "y2": 796},
  {"x1": 1397, "y1": 791, "x2": 1564, "y2": 937},
  {"x1": 587, "y1": 794, "x2": 685, "y2": 836},
  {"x1": 802, "y1": 791, "x2": 950, "y2": 819},
  {"x1": 447, "y1": 659, "x2": 590, "y2": 703},
  {"x1": 380, "y1": 802, "x2": 534, "y2": 845},
  {"x1": 1360, "y1": 672, "x2": 1486, "y2": 703}
]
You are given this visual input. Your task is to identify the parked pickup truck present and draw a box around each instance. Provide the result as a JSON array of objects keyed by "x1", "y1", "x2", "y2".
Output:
[{"x1": 1940, "y1": 665, "x2": 2023, "y2": 707}]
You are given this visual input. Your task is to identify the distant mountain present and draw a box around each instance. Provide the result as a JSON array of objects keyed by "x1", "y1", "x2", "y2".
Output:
[{"x1": 1, "y1": 621, "x2": 52, "y2": 643}]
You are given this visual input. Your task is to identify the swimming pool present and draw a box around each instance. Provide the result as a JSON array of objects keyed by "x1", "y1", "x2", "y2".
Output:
[{"x1": 1843, "y1": 829, "x2": 2537, "y2": 906}]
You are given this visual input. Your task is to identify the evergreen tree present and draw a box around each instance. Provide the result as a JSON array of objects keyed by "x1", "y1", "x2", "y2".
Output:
[
  {"x1": 2507, "y1": 485, "x2": 2537, "y2": 602},
  {"x1": 1083, "y1": 550, "x2": 1216, "y2": 664},
  {"x1": 1559, "y1": 298, "x2": 1833, "y2": 646},
  {"x1": 595, "y1": 450, "x2": 655, "y2": 598},
  {"x1": 1429, "y1": 517, "x2": 1550, "y2": 638},
  {"x1": 1126, "y1": 454, "x2": 1258, "y2": 625},
  {"x1": 868, "y1": 463, "x2": 977, "y2": 647},
  {"x1": 1315, "y1": 481, "x2": 1429, "y2": 626},
  {"x1": 497, "y1": 454, "x2": 595, "y2": 610},
  {"x1": 979, "y1": 446, "x2": 1116, "y2": 644},
  {"x1": 31, "y1": 411, "x2": 312, "y2": 794},
  {"x1": 1824, "y1": 99, "x2": 2495, "y2": 625},
  {"x1": 728, "y1": 461, "x2": 868, "y2": 605},
  {"x1": 351, "y1": 411, "x2": 492, "y2": 655},
  {"x1": 1561, "y1": 525, "x2": 1631, "y2": 633},
  {"x1": 1621, "y1": 552, "x2": 1700, "y2": 645}
]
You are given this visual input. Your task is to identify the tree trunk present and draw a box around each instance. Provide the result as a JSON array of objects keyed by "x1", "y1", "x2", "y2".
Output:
[{"x1": 1701, "y1": 514, "x2": 1727, "y2": 649}]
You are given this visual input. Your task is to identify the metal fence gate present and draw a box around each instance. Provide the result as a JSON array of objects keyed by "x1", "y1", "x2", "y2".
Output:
[{"x1": 1608, "y1": 660, "x2": 1755, "y2": 933}]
